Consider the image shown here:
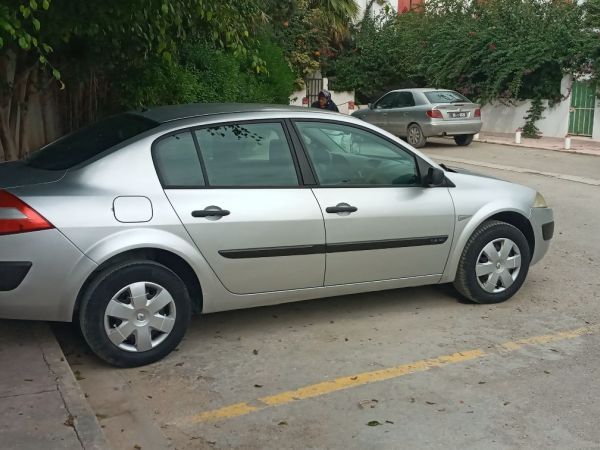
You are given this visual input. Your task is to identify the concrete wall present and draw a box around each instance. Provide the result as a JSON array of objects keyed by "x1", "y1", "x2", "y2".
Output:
[
  {"x1": 593, "y1": 95, "x2": 600, "y2": 140},
  {"x1": 289, "y1": 88, "x2": 306, "y2": 107},
  {"x1": 481, "y1": 76, "x2": 572, "y2": 138}
]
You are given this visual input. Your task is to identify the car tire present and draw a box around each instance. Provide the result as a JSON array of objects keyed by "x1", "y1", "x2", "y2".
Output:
[
  {"x1": 454, "y1": 220, "x2": 531, "y2": 304},
  {"x1": 454, "y1": 134, "x2": 474, "y2": 146},
  {"x1": 79, "y1": 260, "x2": 192, "y2": 367},
  {"x1": 406, "y1": 123, "x2": 427, "y2": 148}
]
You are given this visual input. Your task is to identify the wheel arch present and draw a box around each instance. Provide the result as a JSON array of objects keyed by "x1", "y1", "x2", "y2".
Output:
[
  {"x1": 73, "y1": 247, "x2": 203, "y2": 321},
  {"x1": 441, "y1": 207, "x2": 534, "y2": 284},
  {"x1": 487, "y1": 211, "x2": 535, "y2": 256}
]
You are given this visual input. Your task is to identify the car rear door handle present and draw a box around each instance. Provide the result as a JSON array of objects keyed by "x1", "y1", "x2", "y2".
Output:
[
  {"x1": 192, "y1": 206, "x2": 230, "y2": 218},
  {"x1": 326, "y1": 203, "x2": 358, "y2": 214}
]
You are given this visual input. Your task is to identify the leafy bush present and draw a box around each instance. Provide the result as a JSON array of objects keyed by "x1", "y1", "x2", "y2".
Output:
[{"x1": 117, "y1": 37, "x2": 296, "y2": 109}]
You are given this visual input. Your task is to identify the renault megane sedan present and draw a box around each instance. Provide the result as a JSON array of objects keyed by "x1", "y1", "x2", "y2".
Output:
[{"x1": 0, "y1": 104, "x2": 554, "y2": 367}]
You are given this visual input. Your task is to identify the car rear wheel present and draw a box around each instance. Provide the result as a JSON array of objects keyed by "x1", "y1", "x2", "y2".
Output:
[
  {"x1": 406, "y1": 123, "x2": 427, "y2": 148},
  {"x1": 79, "y1": 260, "x2": 192, "y2": 367},
  {"x1": 454, "y1": 220, "x2": 531, "y2": 304},
  {"x1": 454, "y1": 134, "x2": 474, "y2": 146}
]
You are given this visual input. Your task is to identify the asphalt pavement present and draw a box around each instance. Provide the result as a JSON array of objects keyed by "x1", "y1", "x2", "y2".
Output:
[{"x1": 46, "y1": 140, "x2": 600, "y2": 449}]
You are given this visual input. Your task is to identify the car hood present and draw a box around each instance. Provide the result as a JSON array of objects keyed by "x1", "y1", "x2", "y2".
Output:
[
  {"x1": 445, "y1": 169, "x2": 537, "y2": 214},
  {"x1": 0, "y1": 160, "x2": 66, "y2": 189},
  {"x1": 442, "y1": 164, "x2": 501, "y2": 181}
]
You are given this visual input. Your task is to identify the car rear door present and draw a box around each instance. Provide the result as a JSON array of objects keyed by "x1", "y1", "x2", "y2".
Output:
[
  {"x1": 292, "y1": 120, "x2": 455, "y2": 286},
  {"x1": 154, "y1": 121, "x2": 326, "y2": 294}
]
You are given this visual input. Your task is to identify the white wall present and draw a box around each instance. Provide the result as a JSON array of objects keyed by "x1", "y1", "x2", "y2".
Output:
[
  {"x1": 330, "y1": 91, "x2": 355, "y2": 114},
  {"x1": 289, "y1": 88, "x2": 306, "y2": 107},
  {"x1": 593, "y1": 95, "x2": 600, "y2": 140},
  {"x1": 481, "y1": 76, "x2": 572, "y2": 138},
  {"x1": 356, "y1": 0, "x2": 397, "y2": 19}
]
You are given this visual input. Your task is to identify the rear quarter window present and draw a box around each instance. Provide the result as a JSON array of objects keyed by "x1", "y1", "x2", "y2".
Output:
[
  {"x1": 153, "y1": 132, "x2": 205, "y2": 188},
  {"x1": 26, "y1": 113, "x2": 158, "y2": 170}
]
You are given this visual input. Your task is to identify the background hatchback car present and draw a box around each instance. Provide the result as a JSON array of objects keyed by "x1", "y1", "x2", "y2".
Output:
[
  {"x1": 0, "y1": 104, "x2": 552, "y2": 367},
  {"x1": 352, "y1": 88, "x2": 483, "y2": 148}
]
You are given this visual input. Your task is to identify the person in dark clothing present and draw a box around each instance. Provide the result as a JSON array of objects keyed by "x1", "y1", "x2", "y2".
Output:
[{"x1": 311, "y1": 90, "x2": 339, "y2": 112}]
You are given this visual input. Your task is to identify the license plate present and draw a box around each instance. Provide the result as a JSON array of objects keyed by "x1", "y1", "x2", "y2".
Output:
[{"x1": 449, "y1": 112, "x2": 469, "y2": 118}]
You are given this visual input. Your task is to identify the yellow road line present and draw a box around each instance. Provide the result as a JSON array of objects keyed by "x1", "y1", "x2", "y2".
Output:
[{"x1": 189, "y1": 323, "x2": 600, "y2": 424}]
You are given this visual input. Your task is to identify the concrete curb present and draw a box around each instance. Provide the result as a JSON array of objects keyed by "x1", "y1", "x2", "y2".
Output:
[
  {"x1": 475, "y1": 137, "x2": 600, "y2": 158},
  {"x1": 33, "y1": 323, "x2": 111, "y2": 450}
]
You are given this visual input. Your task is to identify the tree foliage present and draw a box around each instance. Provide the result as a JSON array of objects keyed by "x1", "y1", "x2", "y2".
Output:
[
  {"x1": 332, "y1": 0, "x2": 599, "y2": 104},
  {"x1": 266, "y1": 0, "x2": 359, "y2": 86},
  {"x1": 0, "y1": 0, "x2": 272, "y2": 160}
]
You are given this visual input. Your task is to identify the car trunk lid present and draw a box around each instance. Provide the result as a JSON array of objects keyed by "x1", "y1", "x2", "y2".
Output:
[
  {"x1": 433, "y1": 103, "x2": 479, "y2": 120},
  {"x1": 0, "y1": 161, "x2": 66, "y2": 189}
]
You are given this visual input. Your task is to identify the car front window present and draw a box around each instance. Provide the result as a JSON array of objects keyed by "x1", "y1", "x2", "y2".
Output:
[
  {"x1": 374, "y1": 93, "x2": 399, "y2": 109},
  {"x1": 296, "y1": 122, "x2": 420, "y2": 186}
]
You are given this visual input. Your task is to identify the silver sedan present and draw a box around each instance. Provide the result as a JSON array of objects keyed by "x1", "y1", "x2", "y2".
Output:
[
  {"x1": 0, "y1": 104, "x2": 553, "y2": 367},
  {"x1": 352, "y1": 88, "x2": 483, "y2": 148}
]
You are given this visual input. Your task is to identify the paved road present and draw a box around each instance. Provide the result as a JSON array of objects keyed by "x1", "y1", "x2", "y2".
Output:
[{"x1": 54, "y1": 141, "x2": 600, "y2": 450}]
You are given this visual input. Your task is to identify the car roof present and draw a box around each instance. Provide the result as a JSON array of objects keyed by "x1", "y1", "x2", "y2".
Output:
[
  {"x1": 390, "y1": 88, "x2": 457, "y2": 93},
  {"x1": 131, "y1": 103, "x2": 324, "y2": 124}
]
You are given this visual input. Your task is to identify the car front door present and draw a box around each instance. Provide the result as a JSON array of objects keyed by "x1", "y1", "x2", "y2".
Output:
[
  {"x1": 293, "y1": 120, "x2": 455, "y2": 286},
  {"x1": 363, "y1": 92, "x2": 400, "y2": 130},
  {"x1": 385, "y1": 91, "x2": 416, "y2": 136},
  {"x1": 154, "y1": 122, "x2": 326, "y2": 294}
]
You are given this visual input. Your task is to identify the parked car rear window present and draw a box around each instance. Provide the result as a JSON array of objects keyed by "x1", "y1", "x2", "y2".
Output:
[
  {"x1": 27, "y1": 114, "x2": 158, "y2": 170},
  {"x1": 424, "y1": 91, "x2": 470, "y2": 104},
  {"x1": 194, "y1": 123, "x2": 299, "y2": 187},
  {"x1": 153, "y1": 132, "x2": 205, "y2": 187}
]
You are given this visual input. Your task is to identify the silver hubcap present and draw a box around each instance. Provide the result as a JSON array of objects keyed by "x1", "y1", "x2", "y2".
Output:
[
  {"x1": 408, "y1": 126, "x2": 421, "y2": 144},
  {"x1": 476, "y1": 238, "x2": 521, "y2": 293},
  {"x1": 103, "y1": 282, "x2": 176, "y2": 353}
]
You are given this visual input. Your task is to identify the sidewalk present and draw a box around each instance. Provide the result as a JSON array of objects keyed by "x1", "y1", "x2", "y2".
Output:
[
  {"x1": 0, "y1": 320, "x2": 109, "y2": 450},
  {"x1": 476, "y1": 132, "x2": 600, "y2": 157}
]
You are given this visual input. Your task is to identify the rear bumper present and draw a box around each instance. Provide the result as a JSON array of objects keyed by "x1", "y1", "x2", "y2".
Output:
[
  {"x1": 0, "y1": 229, "x2": 97, "y2": 321},
  {"x1": 530, "y1": 207, "x2": 554, "y2": 265},
  {"x1": 0, "y1": 262, "x2": 32, "y2": 291},
  {"x1": 421, "y1": 119, "x2": 482, "y2": 137}
]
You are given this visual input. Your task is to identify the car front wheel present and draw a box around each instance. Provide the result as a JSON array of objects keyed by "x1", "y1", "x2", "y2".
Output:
[
  {"x1": 79, "y1": 260, "x2": 192, "y2": 367},
  {"x1": 454, "y1": 220, "x2": 531, "y2": 304}
]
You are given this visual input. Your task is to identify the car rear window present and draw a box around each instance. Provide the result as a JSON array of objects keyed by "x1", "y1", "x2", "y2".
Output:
[
  {"x1": 424, "y1": 91, "x2": 470, "y2": 104},
  {"x1": 27, "y1": 113, "x2": 159, "y2": 170}
]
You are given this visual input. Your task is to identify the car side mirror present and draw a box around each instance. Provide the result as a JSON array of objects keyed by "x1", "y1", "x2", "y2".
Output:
[{"x1": 426, "y1": 167, "x2": 445, "y2": 186}]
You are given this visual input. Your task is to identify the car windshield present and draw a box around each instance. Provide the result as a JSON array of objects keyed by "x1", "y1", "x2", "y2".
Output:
[
  {"x1": 425, "y1": 91, "x2": 470, "y2": 104},
  {"x1": 27, "y1": 113, "x2": 158, "y2": 170}
]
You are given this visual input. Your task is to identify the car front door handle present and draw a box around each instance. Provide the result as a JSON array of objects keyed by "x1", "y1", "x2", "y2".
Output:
[
  {"x1": 191, "y1": 206, "x2": 230, "y2": 219},
  {"x1": 326, "y1": 203, "x2": 358, "y2": 214}
]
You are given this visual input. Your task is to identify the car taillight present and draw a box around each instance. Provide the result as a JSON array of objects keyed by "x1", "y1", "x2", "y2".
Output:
[
  {"x1": 474, "y1": 108, "x2": 481, "y2": 118},
  {"x1": 426, "y1": 109, "x2": 443, "y2": 119},
  {"x1": 0, "y1": 190, "x2": 53, "y2": 236}
]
